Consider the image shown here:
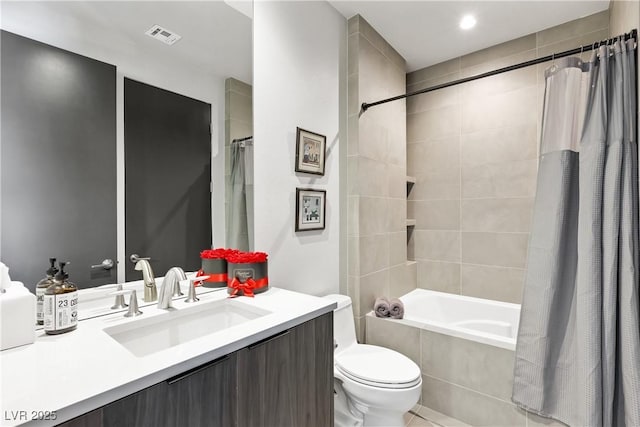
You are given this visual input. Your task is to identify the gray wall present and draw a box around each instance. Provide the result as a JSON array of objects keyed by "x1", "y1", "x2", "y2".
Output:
[
  {"x1": 1, "y1": 30, "x2": 117, "y2": 289},
  {"x1": 346, "y1": 15, "x2": 415, "y2": 342},
  {"x1": 406, "y1": 11, "x2": 610, "y2": 304}
]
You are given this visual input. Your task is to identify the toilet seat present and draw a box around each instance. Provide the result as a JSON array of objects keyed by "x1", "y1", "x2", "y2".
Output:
[{"x1": 335, "y1": 344, "x2": 421, "y2": 389}]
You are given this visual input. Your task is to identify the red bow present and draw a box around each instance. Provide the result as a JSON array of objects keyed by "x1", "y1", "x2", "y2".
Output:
[{"x1": 228, "y1": 277, "x2": 257, "y2": 298}]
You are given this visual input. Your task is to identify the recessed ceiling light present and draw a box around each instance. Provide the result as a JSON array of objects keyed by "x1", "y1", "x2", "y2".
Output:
[{"x1": 459, "y1": 14, "x2": 477, "y2": 30}]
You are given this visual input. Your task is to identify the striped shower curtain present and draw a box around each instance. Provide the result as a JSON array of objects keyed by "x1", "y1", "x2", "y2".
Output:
[{"x1": 512, "y1": 40, "x2": 639, "y2": 426}]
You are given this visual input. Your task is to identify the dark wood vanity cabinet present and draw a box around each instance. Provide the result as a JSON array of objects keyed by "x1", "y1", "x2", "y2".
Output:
[
  {"x1": 58, "y1": 313, "x2": 333, "y2": 427},
  {"x1": 100, "y1": 352, "x2": 237, "y2": 427},
  {"x1": 237, "y1": 311, "x2": 334, "y2": 427}
]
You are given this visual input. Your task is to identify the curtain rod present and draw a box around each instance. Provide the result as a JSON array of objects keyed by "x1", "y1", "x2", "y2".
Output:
[
  {"x1": 232, "y1": 136, "x2": 253, "y2": 144},
  {"x1": 361, "y1": 29, "x2": 638, "y2": 113}
]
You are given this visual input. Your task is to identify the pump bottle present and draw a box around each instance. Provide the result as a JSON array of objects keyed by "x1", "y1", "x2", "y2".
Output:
[{"x1": 43, "y1": 262, "x2": 78, "y2": 335}]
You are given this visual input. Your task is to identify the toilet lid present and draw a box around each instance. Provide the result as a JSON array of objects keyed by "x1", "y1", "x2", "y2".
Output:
[{"x1": 335, "y1": 344, "x2": 421, "y2": 389}]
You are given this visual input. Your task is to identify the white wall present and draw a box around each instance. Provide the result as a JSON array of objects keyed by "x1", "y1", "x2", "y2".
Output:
[{"x1": 253, "y1": 1, "x2": 346, "y2": 296}]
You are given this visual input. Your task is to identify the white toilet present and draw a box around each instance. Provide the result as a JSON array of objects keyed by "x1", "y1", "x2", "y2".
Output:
[{"x1": 325, "y1": 294, "x2": 422, "y2": 427}]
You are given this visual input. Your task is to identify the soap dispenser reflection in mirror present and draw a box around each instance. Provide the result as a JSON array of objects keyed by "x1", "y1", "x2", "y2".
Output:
[{"x1": 43, "y1": 262, "x2": 78, "y2": 335}]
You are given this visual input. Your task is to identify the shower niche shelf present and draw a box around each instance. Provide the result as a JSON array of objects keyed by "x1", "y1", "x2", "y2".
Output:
[
  {"x1": 406, "y1": 176, "x2": 416, "y2": 228},
  {"x1": 406, "y1": 175, "x2": 415, "y2": 263}
]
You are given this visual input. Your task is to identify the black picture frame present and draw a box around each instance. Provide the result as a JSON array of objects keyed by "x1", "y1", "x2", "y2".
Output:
[
  {"x1": 295, "y1": 188, "x2": 326, "y2": 231},
  {"x1": 295, "y1": 127, "x2": 326, "y2": 176}
]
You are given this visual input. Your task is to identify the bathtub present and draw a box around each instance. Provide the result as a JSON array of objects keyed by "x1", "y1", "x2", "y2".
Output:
[
  {"x1": 365, "y1": 288, "x2": 527, "y2": 425},
  {"x1": 395, "y1": 288, "x2": 520, "y2": 350}
]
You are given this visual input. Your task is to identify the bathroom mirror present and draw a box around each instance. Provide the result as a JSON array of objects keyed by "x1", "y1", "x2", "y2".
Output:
[{"x1": 0, "y1": 1, "x2": 253, "y2": 291}]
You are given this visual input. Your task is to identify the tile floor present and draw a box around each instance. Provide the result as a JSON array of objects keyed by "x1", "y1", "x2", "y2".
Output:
[{"x1": 404, "y1": 404, "x2": 470, "y2": 427}]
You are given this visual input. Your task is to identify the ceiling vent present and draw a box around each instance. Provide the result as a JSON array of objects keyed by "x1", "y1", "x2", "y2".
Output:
[{"x1": 145, "y1": 25, "x2": 181, "y2": 46}]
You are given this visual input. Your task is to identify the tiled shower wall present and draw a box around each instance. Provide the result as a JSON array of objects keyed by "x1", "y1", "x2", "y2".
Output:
[
  {"x1": 224, "y1": 78, "x2": 253, "y2": 249},
  {"x1": 406, "y1": 11, "x2": 609, "y2": 304},
  {"x1": 347, "y1": 15, "x2": 415, "y2": 342}
]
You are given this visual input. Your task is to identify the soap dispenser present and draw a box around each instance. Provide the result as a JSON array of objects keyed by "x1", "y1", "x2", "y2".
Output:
[
  {"x1": 35, "y1": 258, "x2": 58, "y2": 325},
  {"x1": 43, "y1": 262, "x2": 78, "y2": 335}
]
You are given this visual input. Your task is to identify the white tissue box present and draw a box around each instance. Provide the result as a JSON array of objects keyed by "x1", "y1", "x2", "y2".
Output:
[{"x1": 1, "y1": 282, "x2": 36, "y2": 351}]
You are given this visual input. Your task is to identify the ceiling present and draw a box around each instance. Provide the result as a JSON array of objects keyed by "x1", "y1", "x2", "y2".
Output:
[
  {"x1": 0, "y1": 1, "x2": 611, "y2": 80},
  {"x1": 328, "y1": 1, "x2": 610, "y2": 71},
  {"x1": 0, "y1": 1, "x2": 253, "y2": 83}
]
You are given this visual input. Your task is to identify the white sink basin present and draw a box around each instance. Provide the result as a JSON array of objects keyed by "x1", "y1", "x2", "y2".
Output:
[{"x1": 103, "y1": 299, "x2": 270, "y2": 357}]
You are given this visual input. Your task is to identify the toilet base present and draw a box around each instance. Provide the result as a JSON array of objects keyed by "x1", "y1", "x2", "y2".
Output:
[{"x1": 334, "y1": 379, "x2": 411, "y2": 427}]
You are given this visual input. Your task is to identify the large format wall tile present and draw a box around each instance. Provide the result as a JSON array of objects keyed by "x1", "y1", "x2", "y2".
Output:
[
  {"x1": 537, "y1": 29, "x2": 610, "y2": 58},
  {"x1": 408, "y1": 137, "x2": 460, "y2": 177},
  {"x1": 387, "y1": 198, "x2": 407, "y2": 232},
  {"x1": 460, "y1": 65, "x2": 536, "y2": 102},
  {"x1": 359, "y1": 234, "x2": 390, "y2": 276},
  {"x1": 366, "y1": 314, "x2": 420, "y2": 365},
  {"x1": 359, "y1": 108, "x2": 391, "y2": 162},
  {"x1": 536, "y1": 10, "x2": 609, "y2": 47},
  {"x1": 459, "y1": 49, "x2": 536, "y2": 79},
  {"x1": 461, "y1": 264, "x2": 524, "y2": 304},
  {"x1": 462, "y1": 232, "x2": 529, "y2": 268},
  {"x1": 410, "y1": 170, "x2": 461, "y2": 201},
  {"x1": 462, "y1": 86, "x2": 537, "y2": 133},
  {"x1": 414, "y1": 230, "x2": 461, "y2": 262},
  {"x1": 356, "y1": 156, "x2": 388, "y2": 197},
  {"x1": 410, "y1": 200, "x2": 460, "y2": 230},
  {"x1": 417, "y1": 260, "x2": 461, "y2": 294},
  {"x1": 358, "y1": 196, "x2": 388, "y2": 236},
  {"x1": 407, "y1": 105, "x2": 461, "y2": 142},
  {"x1": 420, "y1": 329, "x2": 515, "y2": 401},
  {"x1": 407, "y1": 58, "x2": 460, "y2": 86},
  {"x1": 421, "y1": 375, "x2": 527, "y2": 427},
  {"x1": 407, "y1": 82, "x2": 460, "y2": 114},
  {"x1": 388, "y1": 262, "x2": 416, "y2": 298},
  {"x1": 460, "y1": 124, "x2": 538, "y2": 167},
  {"x1": 389, "y1": 231, "x2": 408, "y2": 266},
  {"x1": 460, "y1": 34, "x2": 536, "y2": 69},
  {"x1": 462, "y1": 159, "x2": 538, "y2": 198},
  {"x1": 357, "y1": 268, "x2": 389, "y2": 317},
  {"x1": 461, "y1": 198, "x2": 534, "y2": 233}
]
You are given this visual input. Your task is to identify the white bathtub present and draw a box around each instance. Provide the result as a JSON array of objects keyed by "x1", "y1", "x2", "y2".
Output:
[{"x1": 395, "y1": 289, "x2": 520, "y2": 350}]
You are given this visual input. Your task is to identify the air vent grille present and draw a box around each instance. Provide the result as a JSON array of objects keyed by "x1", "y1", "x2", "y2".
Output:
[{"x1": 145, "y1": 25, "x2": 181, "y2": 46}]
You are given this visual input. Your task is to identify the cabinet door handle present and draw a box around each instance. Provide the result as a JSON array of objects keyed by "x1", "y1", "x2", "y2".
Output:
[
  {"x1": 248, "y1": 329, "x2": 291, "y2": 350},
  {"x1": 166, "y1": 355, "x2": 230, "y2": 385}
]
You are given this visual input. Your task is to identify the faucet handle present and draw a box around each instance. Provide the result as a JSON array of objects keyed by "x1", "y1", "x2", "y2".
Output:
[
  {"x1": 184, "y1": 276, "x2": 209, "y2": 303},
  {"x1": 129, "y1": 254, "x2": 151, "y2": 264},
  {"x1": 111, "y1": 284, "x2": 128, "y2": 309},
  {"x1": 111, "y1": 289, "x2": 143, "y2": 317}
]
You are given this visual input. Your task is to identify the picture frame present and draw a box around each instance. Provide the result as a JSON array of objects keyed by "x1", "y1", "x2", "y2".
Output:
[
  {"x1": 295, "y1": 188, "x2": 326, "y2": 231},
  {"x1": 295, "y1": 127, "x2": 326, "y2": 176}
]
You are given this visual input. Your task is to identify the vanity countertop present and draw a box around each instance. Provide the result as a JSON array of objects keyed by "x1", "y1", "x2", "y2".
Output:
[{"x1": 0, "y1": 287, "x2": 335, "y2": 427}]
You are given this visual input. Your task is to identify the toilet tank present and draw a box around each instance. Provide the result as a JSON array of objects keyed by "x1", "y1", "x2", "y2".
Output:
[{"x1": 324, "y1": 294, "x2": 357, "y2": 354}]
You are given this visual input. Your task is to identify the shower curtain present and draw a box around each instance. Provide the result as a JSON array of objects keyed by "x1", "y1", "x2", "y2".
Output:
[
  {"x1": 513, "y1": 40, "x2": 639, "y2": 426},
  {"x1": 227, "y1": 140, "x2": 254, "y2": 251}
]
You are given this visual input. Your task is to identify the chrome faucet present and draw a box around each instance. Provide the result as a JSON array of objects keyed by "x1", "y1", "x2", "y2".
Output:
[
  {"x1": 158, "y1": 267, "x2": 186, "y2": 309},
  {"x1": 133, "y1": 258, "x2": 157, "y2": 302}
]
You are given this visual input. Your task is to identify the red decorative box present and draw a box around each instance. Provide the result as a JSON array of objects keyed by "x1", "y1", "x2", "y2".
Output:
[
  {"x1": 226, "y1": 252, "x2": 269, "y2": 297},
  {"x1": 198, "y1": 249, "x2": 238, "y2": 288}
]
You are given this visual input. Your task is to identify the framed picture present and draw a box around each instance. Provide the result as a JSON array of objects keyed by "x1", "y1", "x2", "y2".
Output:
[
  {"x1": 295, "y1": 188, "x2": 326, "y2": 231},
  {"x1": 295, "y1": 127, "x2": 326, "y2": 176}
]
